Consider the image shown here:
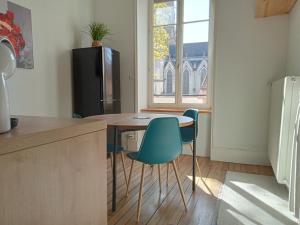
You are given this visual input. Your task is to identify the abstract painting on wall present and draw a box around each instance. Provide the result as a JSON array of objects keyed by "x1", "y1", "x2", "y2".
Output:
[{"x1": 0, "y1": 1, "x2": 34, "y2": 69}]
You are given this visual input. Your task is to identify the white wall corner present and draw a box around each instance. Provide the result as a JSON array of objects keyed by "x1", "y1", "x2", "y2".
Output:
[{"x1": 212, "y1": 0, "x2": 289, "y2": 166}]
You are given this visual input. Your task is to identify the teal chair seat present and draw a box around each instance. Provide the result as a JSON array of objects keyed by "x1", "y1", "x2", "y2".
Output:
[{"x1": 125, "y1": 117, "x2": 187, "y2": 222}]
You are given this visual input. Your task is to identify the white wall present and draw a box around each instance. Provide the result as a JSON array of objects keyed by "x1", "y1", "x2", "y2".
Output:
[
  {"x1": 136, "y1": 0, "x2": 148, "y2": 112},
  {"x1": 133, "y1": 0, "x2": 150, "y2": 151},
  {"x1": 287, "y1": 0, "x2": 300, "y2": 77},
  {"x1": 0, "y1": 0, "x2": 7, "y2": 13},
  {"x1": 4, "y1": 0, "x2": 93, "y2": 117},
  {"x1": 211, "y1": 0, "x2": 289, "y2": 165},
  {"x1": 3, "y1": 0, "x2": 137, "y2": 117},
  {"x1": 94, "y1": 0, "x2": 136, "y2": 113}
]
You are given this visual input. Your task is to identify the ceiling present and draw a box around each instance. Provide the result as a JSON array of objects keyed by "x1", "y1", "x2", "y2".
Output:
[{"x1": 256, "y1": 0, "x2": 297, "y2": 18}]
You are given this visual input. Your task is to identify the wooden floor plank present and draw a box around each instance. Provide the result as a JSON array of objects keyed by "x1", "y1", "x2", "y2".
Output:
[
  {"x1": 107, "y1": 155, "x2": 273, "y2": 225},
  {"x1": 177, "y1": 157, "x2": 214, "y2": 225},
  {"x1": 145, "y1": 157, "x2": 194, "y2": 225}
]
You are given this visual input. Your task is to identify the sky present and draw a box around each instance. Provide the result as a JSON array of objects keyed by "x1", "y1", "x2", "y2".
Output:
[{"x1": 183, "y1": 0, "x2": 210, "y2": 43}]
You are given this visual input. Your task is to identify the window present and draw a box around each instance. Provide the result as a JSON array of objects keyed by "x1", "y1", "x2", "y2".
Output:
[{"x1": 150, "y1": 0, "x2": 211, "y2": 107}]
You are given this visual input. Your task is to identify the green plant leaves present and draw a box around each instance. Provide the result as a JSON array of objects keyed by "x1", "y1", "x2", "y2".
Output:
[{"x1": 89, "y1": 23, "x2": 110, "y2": 41}]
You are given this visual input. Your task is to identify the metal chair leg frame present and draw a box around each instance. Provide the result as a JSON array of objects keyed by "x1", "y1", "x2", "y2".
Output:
[
  {"x1": 110, "y1": 153, "x2": 113, "y2": 169},
  {"x1": 120, "y1": 152, "x2": 128, "y2": 187},
  {"x1": 110, "y1": 152, "x2": 128, "y2": 190},
  {"x1": 158, "y1": 164, "x2": 162, "y2": 192},
  {"x1": 172, "y1": 160, "x2": 187, "y2": 211},
  {"x1": 166, "y1": 163, "x2": 170, "y2": 185},
  {"x1": 126, "y1": 160, "x2": 134, "y2": 196},
  {"x1": 137, "y1": 164, "x2": 145, "y2": 222},
  {"x1": 131, "y1": 160, "x2": 187, "y2": 222}
]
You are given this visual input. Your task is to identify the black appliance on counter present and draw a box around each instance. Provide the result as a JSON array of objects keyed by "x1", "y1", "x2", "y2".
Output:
[{"x1": 72, "y1": 46, "x2": 121, "y2": 118}]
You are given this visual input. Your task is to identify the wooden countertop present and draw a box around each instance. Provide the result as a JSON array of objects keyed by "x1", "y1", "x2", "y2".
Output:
[{"x1": 0, "y1": 116, "x2": 107, "y2": 156}]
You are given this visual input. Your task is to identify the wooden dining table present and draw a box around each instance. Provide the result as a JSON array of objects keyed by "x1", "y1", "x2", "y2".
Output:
[{"x1": 87, "y1": 113, "x2": 196, "y2": 212}]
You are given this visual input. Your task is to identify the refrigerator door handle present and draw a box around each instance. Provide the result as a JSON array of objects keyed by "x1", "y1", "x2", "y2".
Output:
[{"x1": 100, "y1": 99, "x2": 118, "y2": 102}]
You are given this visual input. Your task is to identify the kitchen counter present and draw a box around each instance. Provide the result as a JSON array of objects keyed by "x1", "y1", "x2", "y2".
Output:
[
  {"x1": 0, "y1": 116, "x2": 108, "y2": 225},
  {"x1": 0, "y1": 116, "x2": 106, "y2": 155}
]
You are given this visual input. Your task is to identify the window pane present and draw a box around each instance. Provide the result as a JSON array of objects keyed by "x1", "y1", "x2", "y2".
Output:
[
  {"x1": 154, "y1": 0, "x2": 177, "y2": 26},
  {"x1": 184, "y1": 0, "x2": 209, "y2": 22},
  {"x1": 181, "y1": 59, "x2": 208, "y2": 104},
  {"x1": 153, "y1": 25, "x2": 176, "y2": 104},
  {"x1": 183, "y1": 21, "x2": 209, "y2": 43},
  {"x1": 181, "y1": 22, "x2": 208, "y2": 104}
]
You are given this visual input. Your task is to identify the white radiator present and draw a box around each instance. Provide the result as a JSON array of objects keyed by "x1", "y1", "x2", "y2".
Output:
[
  {"x1": 289, "y1": 98, "x2": 300, "y2": 220},
  {"x1": 268, "y1": 76, "x2": 300, "y2": 187}
]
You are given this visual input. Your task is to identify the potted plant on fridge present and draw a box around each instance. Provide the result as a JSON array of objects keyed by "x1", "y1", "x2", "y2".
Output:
[{"x1": 88, "y1": 22, "x2": 110, "y2": 47}]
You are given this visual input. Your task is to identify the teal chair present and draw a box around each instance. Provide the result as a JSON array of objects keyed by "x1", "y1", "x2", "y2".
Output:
[
  {"x1": 126, "y1": 117, "x2": 187, "y2": 222},
  {"x1": 107, "y1": 144, "x2": 128, "y2": 188},
  {"x1": 180, "y1": 109, "x2": 201, "y2": 175}
]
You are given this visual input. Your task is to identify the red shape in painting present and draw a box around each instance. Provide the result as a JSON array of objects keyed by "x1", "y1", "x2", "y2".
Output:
[{"x1": 0, "y1": 10, "x2": 25, "y2": 56}]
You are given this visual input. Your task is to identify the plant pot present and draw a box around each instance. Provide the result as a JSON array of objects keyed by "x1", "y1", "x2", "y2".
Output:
[{"x1": 92, "y1": 40, "x2": 102, "y2": 47}]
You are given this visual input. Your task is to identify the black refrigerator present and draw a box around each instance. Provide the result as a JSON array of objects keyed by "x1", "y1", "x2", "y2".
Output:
[{"x1": 72, "y1": 46, "x2": 121, "y2": 118}]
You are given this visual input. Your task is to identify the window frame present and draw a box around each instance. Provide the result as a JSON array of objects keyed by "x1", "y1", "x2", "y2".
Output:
[{"x1": 148, "y1": 0, "x2": 214, "y2": 109}]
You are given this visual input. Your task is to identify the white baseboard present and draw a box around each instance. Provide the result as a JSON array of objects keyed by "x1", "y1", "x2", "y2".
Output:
[{"x1": 211, "y1": 147, "x2": 270, "y2": 165}]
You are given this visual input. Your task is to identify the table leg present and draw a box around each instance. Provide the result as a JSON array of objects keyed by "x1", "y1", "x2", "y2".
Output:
[{"x1": 112, "y1": 126, "x2": 118, "y2": 212}]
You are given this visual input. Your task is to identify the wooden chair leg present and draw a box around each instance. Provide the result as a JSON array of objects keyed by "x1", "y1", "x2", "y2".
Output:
[
  {"x1": 120, "y1": 152, "x2": 128, "y2": 187},
  {"x1": 158, "y1": 164, "x2": 162, "y2": 192},
  {"x1": 195, "y1": 158, "x2": 201, "y2": 176},
  {"x1": 126, "y1": 160, "x2": 134, "y2": 197},
  {"x1": 171, "y1": 160, "x2": 187, "y2": 211},
  {"x1": 137, "y1": 164, "x2": 145, "y2": 222},
  {"x1": 189, "y1": 143, "x2": 201, "y2": 175},
  {"x1": 110, "y1": 153, "x2": 113, "y2": 169},
  {"x1": 151, "y1": 165, "x2": 154, "y2": 175},
  {"x1": 166, "y1": 163, "x2": 170, "y2": 186}
]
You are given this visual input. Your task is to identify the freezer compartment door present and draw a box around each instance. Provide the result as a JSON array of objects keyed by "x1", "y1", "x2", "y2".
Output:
[{"x1": 72, "y1": 47, "x2": 102, "y2": 117}]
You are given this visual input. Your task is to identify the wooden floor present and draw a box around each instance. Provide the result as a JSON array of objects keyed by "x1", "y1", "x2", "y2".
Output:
[{"x1": 107, "y1": 155, "x2": 273, "y2": 225}]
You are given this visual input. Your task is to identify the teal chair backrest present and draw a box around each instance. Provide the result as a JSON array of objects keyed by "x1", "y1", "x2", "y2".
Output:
[
  {"x1": 136, "y1": 117, "x2": 182, "y2": 165},
  {"x1": 180, "y1": 109, "x2": 199, "y2": 143}
]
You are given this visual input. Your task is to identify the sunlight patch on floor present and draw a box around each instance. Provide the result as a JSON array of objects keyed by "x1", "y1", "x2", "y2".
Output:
[
  {"x1": 187, "y1": 175, "x2": 219, "y2": 197},
  {"x1": 217, "y1": 172, "x2": 298, "y2": 225},
  {"x1": 226, "y1": 209, "x2": 258, "y2": 225}
]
